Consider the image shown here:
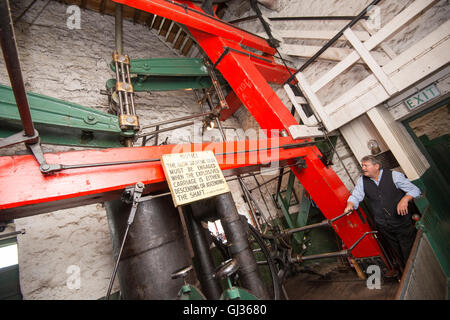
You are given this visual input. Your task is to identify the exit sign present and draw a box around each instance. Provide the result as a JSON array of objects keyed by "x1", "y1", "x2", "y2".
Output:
[{"x1": 404, "y1": 84, "x2": 441, "y2": 110}]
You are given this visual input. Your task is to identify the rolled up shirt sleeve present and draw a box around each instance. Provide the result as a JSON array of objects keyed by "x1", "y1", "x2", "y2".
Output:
[
  {"x1": 347, "y1": 177, "x2": 365, "y2": 209},
  {"x1": 392, "y1": 171, "x2": 422, "y2": 198}
]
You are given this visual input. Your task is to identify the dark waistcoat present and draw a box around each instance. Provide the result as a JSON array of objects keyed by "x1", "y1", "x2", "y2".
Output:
[{"x1": 363, "y1": 170, "x2": 411, "y2": 227}]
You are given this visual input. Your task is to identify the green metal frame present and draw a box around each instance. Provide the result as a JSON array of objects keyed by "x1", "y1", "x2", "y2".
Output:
[
  {"x1": 402, "y1": 97, "x2": 450, "y2": 279},
  {"x1": 0, "y1": 84, "x2": 125, "y2": 148},
  {"x1": 107, "y1": 58, "x2": 218, "y2": 92}
]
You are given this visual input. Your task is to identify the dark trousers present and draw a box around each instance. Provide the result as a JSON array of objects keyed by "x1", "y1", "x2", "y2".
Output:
[{"x1": 376, "y1": 222, "x2": 417, "y2": 268}]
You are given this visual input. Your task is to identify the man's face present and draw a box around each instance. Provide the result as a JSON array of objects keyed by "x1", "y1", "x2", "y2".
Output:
[{"x1": 361, "y1": 161, "x2": 380, "y2": 179}]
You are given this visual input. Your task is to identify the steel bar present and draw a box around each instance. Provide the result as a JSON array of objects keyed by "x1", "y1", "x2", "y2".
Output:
[
  {"x1": 0, "y1": 229, "x2": 25, "y2": 240},
  {"x1": 140, "y1": 112, "x2": 212, "y2": 130},
  {"x1": 136, "y1": 121, "x2": 194, "y2": 138},
  {"x1": 115, "y1": 3, "x2": 123, "y2": 55},
  {"x1": 0, "y1": 0, "x2": 36, "y2": 139},
  {"x1": 228, "y1": 15, "x2": 370, "y2": 24},
  {"x1": 284, "y1": 211, "x2": 352, "y2": 235},
  {"x1": 248, "y1": 170, "x2": 289, "y2": 192}
]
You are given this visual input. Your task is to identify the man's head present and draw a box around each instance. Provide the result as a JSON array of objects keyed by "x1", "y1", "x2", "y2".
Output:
[{"x1": 361, "y1": 155, "x2": 382, "y2": 179}]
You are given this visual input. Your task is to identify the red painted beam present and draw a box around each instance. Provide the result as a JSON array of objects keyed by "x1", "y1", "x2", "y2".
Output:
[
  {"x1": 0, "y1": 137, "x2": 307, "y2": 219},
  {"x1": 191, "y1": 32, "x2": 298, "y2": 134},
  {"x1": 113, "y1": 0, "x2": 275, "y2": 55},
  {"x1": 187, "y1": 30, "x2": 383, "y2": 259}
]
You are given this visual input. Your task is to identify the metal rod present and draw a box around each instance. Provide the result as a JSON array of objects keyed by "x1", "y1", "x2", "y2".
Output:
[
  {"x1": 285, "y1": 220, "x2": 330, "y2": 235},
  {"x1": 269, "y1": 15, "x2": 370, "y2": 21},
  {"x1": 238, "y1": 177, "x2": 262, "y2": 232},
  {"x1": 141, "y1": 112, "x2": 212, "y2": 130},
  {"x1": 285, "y1": 211, "x2": 352, "y2": 235},
  {"x1": 106, "y1": 222, "x2": 129, "y2": 299},
  {"x1": 285, "y1": 0, "x2": 382, "y2": 83},
  {"x1": 248, "y1": 170, "x2": 290, "y2": 192},
  {"x1": 0, "y1": 229, "x2": 25, "y2": 240},
  {"x1": 0, "y1": 0, "x2": 36, "y2": 139},
  {"x1": 137, "y1": 121, "x2": 194, "y2": 138},
  {"x1": 115, "y1": 3, "x2": 123, "y2": 55},
  {"x1": 228, "y1": 15, "x2": 370, "y2": 24}
]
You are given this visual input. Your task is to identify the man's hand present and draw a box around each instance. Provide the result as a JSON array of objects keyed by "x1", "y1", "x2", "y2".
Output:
[
  {"x1": 397, "y1": 195, "x2": 413, "y2": 215},
  {"x1": 344, "y1": 202, "x2": 355, "y2": 214}
]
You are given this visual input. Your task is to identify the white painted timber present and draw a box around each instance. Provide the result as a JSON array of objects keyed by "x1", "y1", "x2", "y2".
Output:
[
  {"x1": 339, "y1": 114, "x2": 390, "y2": 163},
  {"x1": 327, "y1": 29, "x2": 450, "y2": 130},
  {"x1": 294, "y1": 73, "x2": 332, "y2": 127},
  {"x1": 343, "y1": 28, "x2": 398, "y2": 95},
  {"x1": 311, "y1": 0, "x2": 438, "y2": 93},
  {"x1": 288, "y1": 125, "x2": 324, "y2": 139},
  {"x1": 283, "y1": 83, "x2": 318, "y2": 126},
  {"x1": 367, "y1": 106, "x2": 429, "y2": 180}
]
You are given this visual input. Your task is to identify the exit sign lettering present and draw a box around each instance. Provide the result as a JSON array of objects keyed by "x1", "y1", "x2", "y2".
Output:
[{"x1": 404, "y1": 84, "x2": 441, "y2": 111}]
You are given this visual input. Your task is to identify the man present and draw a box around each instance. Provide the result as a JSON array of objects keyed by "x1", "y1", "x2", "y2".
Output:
[{"x1": 344, "y1": 155, "x2": 421, "y2": 268}]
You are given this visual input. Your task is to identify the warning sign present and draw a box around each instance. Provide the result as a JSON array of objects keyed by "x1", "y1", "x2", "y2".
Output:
[{"x1": 161, "y1": 151, "x2": 229, "y2": 207}]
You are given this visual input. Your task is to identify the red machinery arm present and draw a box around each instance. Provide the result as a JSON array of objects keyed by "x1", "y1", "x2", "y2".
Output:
[
  {"x1": 110, "y1": 0, "x2": 383, "y2": 259},
  {"x1": 0, "y1": 137, "x2": 306, "y2": 220}
]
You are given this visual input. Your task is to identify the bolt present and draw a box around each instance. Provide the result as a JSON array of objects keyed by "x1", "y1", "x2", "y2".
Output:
[
  {"x1": 87, "y1": 115, "x2": 95, "y2": 121},
  {"x1": 127, "y1": 116, "x2": 135, "y2": 123},
  {"x1": 137, "y1": 182, "x2": 144, "y2": 188},
  {"x1": 41, "y1": 164, "x2": 50, "y2": 171}
]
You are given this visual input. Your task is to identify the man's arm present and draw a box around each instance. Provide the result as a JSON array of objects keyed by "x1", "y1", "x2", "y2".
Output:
[
  {"x1": 392, "y1": 171, "x2": 421, "y2": 215},
  {"x1": 345, "y1": 177, "x2": 365, "y2": 213}
]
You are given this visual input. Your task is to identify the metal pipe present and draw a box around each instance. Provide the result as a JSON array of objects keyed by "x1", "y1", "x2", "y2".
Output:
[
  {"x1": 137, "y1": 121, "x2": 195, "y2": 138},
  {"x1": 0, "y1": 229, "x2": 25, "y2": 240},
  {"x1": 182, "y1": 206, "x2": 222, "y2": 299},
  {"x1": 285, "y1": 220, "x2": 330, "y2": 235},
  {"x1": 141, "y1": 112, "x2": 212, "y2": 130},
  {"x1": 248, "y1": 170, "x2": 290, "y2": 192},
  {"x1": 300, "y1": 250, "x2": 349, "y2": 261},
  {"x1": 228, "y1": 15, "x2": 370, "y2": 24},
  {"x1": 238, "y1": 177, "x2": 262, "y2": 232},
  {"x1": 285, "y1": 211, "x2": 352, "y2": 235},
  {"x1": 0, "y1": 0, "x2": 36, "y2": 139},
  {"x1": 215, "y1": 192, "x2": 269, "y2": 299},
  {"x1": 115, "y1": 3, "x2": 123, "y2": 55}
]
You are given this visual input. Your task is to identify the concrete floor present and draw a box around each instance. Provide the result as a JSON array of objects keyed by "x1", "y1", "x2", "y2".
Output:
[{"x1": 284, "y1": 263, "x2": 400, "y2": 300}]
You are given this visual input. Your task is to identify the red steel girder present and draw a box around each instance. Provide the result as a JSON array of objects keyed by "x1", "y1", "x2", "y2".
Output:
[
  {"x1": 184, "y1": 20, "x2": 383, "y2": 259},
  {"x1": 0, "y1": 137, "x2": 306, "y2": 220},
  {"x1": 192, "y1": 32, "x2": 298, "y2": 134},
  {"x1": 113, "y1": 0, "x2": 275, "y2": 55},
  {"x1": 112, "y1": 0, "x2": 297, "y2": 84}
]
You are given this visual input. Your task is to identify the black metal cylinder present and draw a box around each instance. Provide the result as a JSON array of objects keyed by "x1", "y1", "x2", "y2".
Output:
[
  {"x1": 214, "y1": 192, "x2": 269, "y2": 299},
  {"x1": 0, "y1": 0, "x2": 36, "y2": 139},
  {"x1": 182, "y1": 206, "x2": 222, "y2": 300},
  {"x1": 105, "y1": 195, "x2": 193, "y2": 299}
]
